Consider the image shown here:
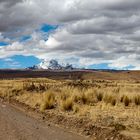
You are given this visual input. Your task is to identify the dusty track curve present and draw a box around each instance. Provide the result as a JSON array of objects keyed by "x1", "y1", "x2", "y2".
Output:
[{"x1": 0, "y1": 101, "x2": 89, "y2": 140}]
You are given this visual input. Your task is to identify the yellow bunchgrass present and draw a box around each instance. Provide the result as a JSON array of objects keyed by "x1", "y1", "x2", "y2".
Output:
[{"x1": 0, "y1": 78, "x2": 140, "y2": 134}]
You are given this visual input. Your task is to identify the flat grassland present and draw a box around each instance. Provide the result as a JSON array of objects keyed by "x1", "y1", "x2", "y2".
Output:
[{"x1": 0, "y1": 71, "x2": 140, "y2": 140}]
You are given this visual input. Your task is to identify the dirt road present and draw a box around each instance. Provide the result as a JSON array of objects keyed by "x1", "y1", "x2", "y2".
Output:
[{"x1": 0, "y1": 101, "x2": 89, "y2": 140}]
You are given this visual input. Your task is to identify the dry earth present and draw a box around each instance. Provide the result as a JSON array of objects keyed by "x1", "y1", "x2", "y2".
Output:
[
  {"x1": 0, "y1": 100, "x2": 89, "y2": 140},
  {"x1": 0, "y1": 70, "x2": 140, "y2": 140}
]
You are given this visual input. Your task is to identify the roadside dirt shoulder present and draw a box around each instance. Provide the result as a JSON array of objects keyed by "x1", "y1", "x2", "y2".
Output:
[{"x1": 0, "y1": 98, "x2": 133, "y2": 140}]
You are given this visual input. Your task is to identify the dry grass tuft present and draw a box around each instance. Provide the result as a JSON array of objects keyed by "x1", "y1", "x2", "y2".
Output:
[
  {"x1": 61, "y1": 97, "x2": 73, "y2": 111},
  {"x1": 103, "y1": 93, "x2": 117, "y2": 106},
  {"x1": 23, "y1": 82, "x2": 46, "y2": 92},
  {"x1": 80, "y1": 93, "x2": 88, "y2": 104},
  {"x1": 134, "y1": 95, "x2": 140, "y2": 106},
  {"x1": 123, "y1": 96, "x2": 131, "y2": 106},
  {"x1": 96, "y1": 92, "x2": 103, "y2": 101},
  {"x1": 40, "y1": 92, "x2": 55, "y2": 111},
  {"x1": 23, "y1": 82, "x2": 36, "y2": 91},
  {"x1": 111, "y1": 98, "x2": 117, "y2": 106}
]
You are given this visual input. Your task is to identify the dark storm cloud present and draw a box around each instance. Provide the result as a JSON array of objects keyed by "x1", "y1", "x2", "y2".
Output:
[{"x1": 0, "y1": 0, "x2": 22, "y2": 7}]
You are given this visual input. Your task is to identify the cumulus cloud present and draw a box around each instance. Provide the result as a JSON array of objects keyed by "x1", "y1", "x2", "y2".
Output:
[{"x1": 0, "y1": 0, "x2": 140, "y2": 69}]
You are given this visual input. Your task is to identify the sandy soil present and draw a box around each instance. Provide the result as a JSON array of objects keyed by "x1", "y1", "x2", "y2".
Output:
[{"x1": 0, "y1": 101, "x2": 90, "y2": 140}]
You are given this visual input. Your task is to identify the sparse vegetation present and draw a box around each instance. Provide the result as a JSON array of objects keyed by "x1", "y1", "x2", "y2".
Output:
[
  {"x1": 61, "y1": 97, "x2": 73, "y2": 111},
  {"x1": 123, "y1": 96, "x2": 131, "y2": 106},
  {"x1": 40, "y1": 92, "x2": 55, "y2": 111},
  {"x1": 111, "y1": 98, "x2": 117, "y2": 106},
  {"x1": 96, "y1": 92, "x2": 103, "y2": 101},
  {"x1": 134, "y1": 95, "x2": 140, "y2": 105},
  {"x1": 23, "y1": 82, "x2": 46, "y2": 92},
  {"x1": 0, "y1": 78, "x2": 140, "y2": 139}
]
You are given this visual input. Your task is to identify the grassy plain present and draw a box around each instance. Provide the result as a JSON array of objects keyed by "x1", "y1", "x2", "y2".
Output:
[{"x1": 0, "y1": 77, "x2": 140, "y2": 139}]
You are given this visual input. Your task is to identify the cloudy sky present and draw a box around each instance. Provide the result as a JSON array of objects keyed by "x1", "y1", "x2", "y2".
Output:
[{"x1": 0, "y1": 0, "x2": 140, "y2": 69}]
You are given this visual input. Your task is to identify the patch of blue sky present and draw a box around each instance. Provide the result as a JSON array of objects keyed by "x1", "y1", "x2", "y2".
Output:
[
  {"x1": 20, "y1": 35, "x2": 31, "y2": 42},
  {"x1": 11, "y1": 55, "x2": 41, "y2": 68},
  {"x1": 88, "y1": 63, "x2": 135, "y2": 70},
  {"x1": 107, "y1": 64, "x2": 135, "y2": 70},
  {"x1": 41, "y1": 24, "x2": 58, "y2": 32},
  {"x1": 88, "y1": 63, "x2": 110, "y2": 70},
  {"x1": 0, "y1": 42, "x2": 9, "y2": 46},
  {"x1": 0, "y1": 55, "x2": 41, "y2": 69}
]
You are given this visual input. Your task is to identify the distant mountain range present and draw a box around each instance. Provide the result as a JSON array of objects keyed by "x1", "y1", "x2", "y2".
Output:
[
  {"x1": 27, "y1": 59, "x2": 130, "y2": 72},
  {"x1": 27, "y1": 59, "x2": 74, "y2": 70}
]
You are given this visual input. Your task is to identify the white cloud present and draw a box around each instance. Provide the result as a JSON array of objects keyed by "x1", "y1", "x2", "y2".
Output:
[{"x1": 0, "y1": 0, "x2": 140, "y2": 69}]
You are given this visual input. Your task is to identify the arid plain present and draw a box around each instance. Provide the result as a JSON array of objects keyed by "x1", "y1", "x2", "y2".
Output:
[{"x1": 0, "y1": 70, "x2": 140, "y2": 140}]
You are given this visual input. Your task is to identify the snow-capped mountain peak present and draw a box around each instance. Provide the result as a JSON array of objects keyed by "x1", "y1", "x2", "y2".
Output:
[
  {"x1": 28, "y1": 59, "x2": 74, "y2": 70},
  {"x1": 38, "y1": 59, "x2": 62, "y2": 70}
]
